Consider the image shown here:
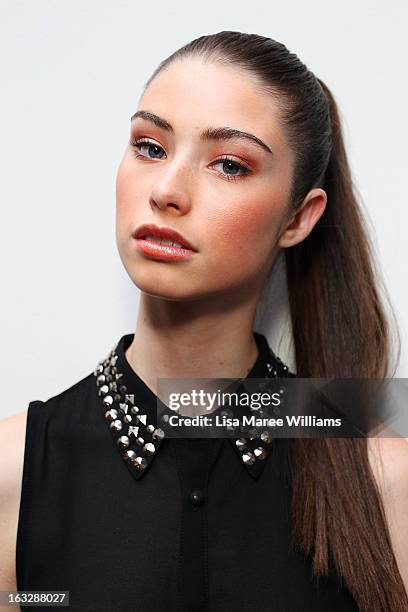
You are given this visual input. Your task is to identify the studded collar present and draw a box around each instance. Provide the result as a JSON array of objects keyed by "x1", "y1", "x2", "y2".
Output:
[{"x1": 94, "y1": 332, "x2": 294, "y2": 482}]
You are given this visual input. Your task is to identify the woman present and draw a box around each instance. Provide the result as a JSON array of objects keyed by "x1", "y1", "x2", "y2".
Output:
[{"x1": 1, "y1": 31, "x2": 408, "y2": 611}]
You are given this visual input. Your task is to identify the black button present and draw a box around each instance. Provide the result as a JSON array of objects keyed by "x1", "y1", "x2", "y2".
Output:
[{"x1": 189, "y1": 489, "x2": 205, "y2": 506}]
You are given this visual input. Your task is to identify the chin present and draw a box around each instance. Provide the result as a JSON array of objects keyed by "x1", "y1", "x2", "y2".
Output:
[{"x1": 129, "y1": 272, "x2": 204, "y2": 302}]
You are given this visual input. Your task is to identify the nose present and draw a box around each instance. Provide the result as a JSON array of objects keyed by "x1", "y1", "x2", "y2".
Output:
[{"x1": 149, "y1": 161, "x2": 193, "y2": 215}]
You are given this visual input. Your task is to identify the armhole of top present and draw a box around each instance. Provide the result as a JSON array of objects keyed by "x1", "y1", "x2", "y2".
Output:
[{"x1": 15, "y1": 400, "x2": 45, "y2": 590}]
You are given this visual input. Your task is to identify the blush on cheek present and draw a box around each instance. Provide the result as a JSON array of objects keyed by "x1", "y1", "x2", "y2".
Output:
[{"x1": 214, "y1": 207, "x2": 276, "y2": 255}]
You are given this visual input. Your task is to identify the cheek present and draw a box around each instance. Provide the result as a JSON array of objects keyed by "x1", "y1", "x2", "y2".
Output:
[
  {"x1": 116, "y1": 158, "x2": 136, "y2": 214},
  {"x1": 205, "y1": 195, "x2": 283, "y2": 267}
]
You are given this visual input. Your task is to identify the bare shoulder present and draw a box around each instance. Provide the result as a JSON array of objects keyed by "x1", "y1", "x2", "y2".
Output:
[
  {"x1": 367, "y1": 427, "x2": 408, "y2": 594},
  {"x1": 0, "y1": 409, "x2": 28, "y2": 592}
]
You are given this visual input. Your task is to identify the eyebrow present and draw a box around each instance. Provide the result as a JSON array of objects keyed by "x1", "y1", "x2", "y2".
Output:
[{"x1": 130, "y1": 110, "x2": 274, "y2": 156}]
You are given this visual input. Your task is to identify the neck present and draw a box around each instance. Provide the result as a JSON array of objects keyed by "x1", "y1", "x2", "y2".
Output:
[{"x1": 125, "y1": 291, "x2": 262, "y2": 397}]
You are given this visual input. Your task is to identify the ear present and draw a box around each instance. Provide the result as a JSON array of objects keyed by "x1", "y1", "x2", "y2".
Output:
[{"x1": 277, "y1": 188, "x2": 327, "y2": 248}]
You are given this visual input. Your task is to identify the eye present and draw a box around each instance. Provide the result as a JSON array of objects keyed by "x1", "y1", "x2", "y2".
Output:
[
  {"x1": 129, "y1": 138, "x2": 166, "y2": 160},
  {"x1": 129, "y1": 138, "x2": 252, "y2": 182},
  {"x1": 210, "y1": 155, "x2": 251, "y2": 182}
]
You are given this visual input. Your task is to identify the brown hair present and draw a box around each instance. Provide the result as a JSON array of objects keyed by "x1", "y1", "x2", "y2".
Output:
[{"x1": 145, "y1": 32, "x2": 406, "y2": 610}]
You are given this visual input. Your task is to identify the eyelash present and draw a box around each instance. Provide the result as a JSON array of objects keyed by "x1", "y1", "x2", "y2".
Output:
[{"x1": 129, "y1": 137, "x2": 252, "y2": 182}]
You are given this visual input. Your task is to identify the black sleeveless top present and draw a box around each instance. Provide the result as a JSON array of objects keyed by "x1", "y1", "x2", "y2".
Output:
[{"x1": 16, "y1": 332, "x2": 359, "y2": 611}]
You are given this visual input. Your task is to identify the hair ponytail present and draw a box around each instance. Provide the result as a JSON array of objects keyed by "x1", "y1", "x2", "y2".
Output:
[{"x1": 286, "y1": 81, "x2": 406, "y2": 611}]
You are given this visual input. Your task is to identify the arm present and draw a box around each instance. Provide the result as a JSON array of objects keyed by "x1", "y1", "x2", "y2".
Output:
[{"x1": 0, "y1": 410, "x2": 28, "y2": 595}]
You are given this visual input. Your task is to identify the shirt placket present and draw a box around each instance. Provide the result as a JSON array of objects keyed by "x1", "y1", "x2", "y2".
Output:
[{"x1": 172, "y1": 437, "x2": 223, "y2": 612}]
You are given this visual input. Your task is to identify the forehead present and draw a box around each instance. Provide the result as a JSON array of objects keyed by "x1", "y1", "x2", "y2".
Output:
[{"x1": 137, "y1": 58, "x2": 287, "y2": 151}]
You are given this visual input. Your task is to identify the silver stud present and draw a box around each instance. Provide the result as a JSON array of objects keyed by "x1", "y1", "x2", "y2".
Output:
[
  {"x1": 248, "y1": 428, "x2": 258, "y2": 440},
  {"x1": 146, "y1": 424, "x2": 155, "y2": 433},
  {"x1": 260, "y1": 431, "x2": 273, "y2": 444},
  {"x1": 242, "y1": 452, "x2": 255, "y2": 465},
  {"x1": 103, "y1": 395, "x2": 114, "y2": 407},
  {"x1": 135, "y1": 414, "x2": 147, "y2": 426},
  {"x1": 130, "y1": 405, "x2": 140, "y2": 415},
  {"x1": 130, "y1": 456, "x2": 148, "y2": 470},
  {"x1": 125, "y1": 394, "x2": 135, "y2": 405},
  {"x1": 123, "y1": 449, "x2": 136, "y2": 461},
  {"x1": 105, "y1": 408, "x2": 118, "y2": 422},
  {"x1": 143, "y1": 442, "x2": 156, "y2": 456},
  {"x1": 110, "y1": 419, "x2": 123, "y2": 432},
  {"x1": 128, "y1": 425, "x2": 139, "y2": 437},
  {"x1": 109, "y1": 381, "x2": 118, "y2": 393},
  {"x1": 96, "y1": 374, "x2": 106, "y2": 386},
  {"x1": 117, "y1": 435, "x2": 130, "y2": 450},
  {"x1": 119, "y1": 403, "x2": 129, "y2": 414},
  {"x1": 254, "y1": 446, "x2": 267, "y2": 460},
  {"x1": 152, "y1": 428, "x2": 165, "y2": 440},
  {"x1": 99, "y1": 384, "x2": 109, "y2": 396},
  {"x1": 123, "y1": 414, "x2": 132, "y2": 424},
  {"x1": 236, "y1": 438, "x2": 247, "y2": 451},
  {"x1": 136, "y1": 436, "x2": 144, "y2": 446}
]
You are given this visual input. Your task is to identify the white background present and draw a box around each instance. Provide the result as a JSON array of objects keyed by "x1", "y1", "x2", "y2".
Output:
[{"x1": 1, "y1": 1, "x2": 407, "y2": 418}]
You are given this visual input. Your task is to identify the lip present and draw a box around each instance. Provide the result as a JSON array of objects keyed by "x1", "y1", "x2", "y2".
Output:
[
  {"x1": 133, "y1": 223, "x2": 198, "y2": 262},
  {"x1": 133, "y1": 224, "x2": 197, "y2": 251}
]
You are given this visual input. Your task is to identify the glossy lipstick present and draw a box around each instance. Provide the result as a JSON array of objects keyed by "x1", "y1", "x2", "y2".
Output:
[{"x1": 133, "y1": 224, "x2": 197, "y2": 262}]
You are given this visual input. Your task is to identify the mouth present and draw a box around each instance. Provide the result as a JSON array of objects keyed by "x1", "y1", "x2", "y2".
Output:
[{"x1": 133, "y1": 224, "x2": 197, "y2": 262}]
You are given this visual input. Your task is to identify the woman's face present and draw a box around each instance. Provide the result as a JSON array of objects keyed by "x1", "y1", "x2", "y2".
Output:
[{"x1": 116, "y1": 58, "x2": 296, "y2": 302}]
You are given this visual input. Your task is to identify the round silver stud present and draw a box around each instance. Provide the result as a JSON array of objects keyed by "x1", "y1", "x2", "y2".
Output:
[
  {"x1": 248, "y1": 427, "x2": 258, "y2": 440},
  {"x1": 110, "y1": 419, "x2": 123, "y2": 432},
  {"x1": 104, "y1": 408, "x2": 118, "y2": 422},
  {"x1": 260, "y1": 431, "x2": 273, "y2": 444},
  {"x1": 254, "y1": 446, "x2": 267, "y2": 460},
  {"x1": 236, "y1": 438, "x2": 247, "y2": 451},
  {"x1": 146, "y1": 424, "x2": 155, "y2": 433},
  {"x1": 99, "y1": 384, "x2": 109, "y2": 396},
  {"x1": 117, "y1": 435, "x2": 130, "y2": 450},
  {"x1": 152, "y1": 428, "x2": 165, "y2": 440},
  {"x1": 143, "y1": 442, "x2": 156, "y2": 456},
  {"x1": 124, "y1": 450, "x2": 136, "y2": 461},
  {"x1": 136, "y1": 437, "x2": 144, "y2": 446},
  {"x1": 130, "y1": 456, "x2": 148, "y2": 470},
  {"x1": 242, "y1": 452, "x2": 256, "y2": 465},
  {"x1": 103, "y1": 395, "x2": 114, "y2": 407}
]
